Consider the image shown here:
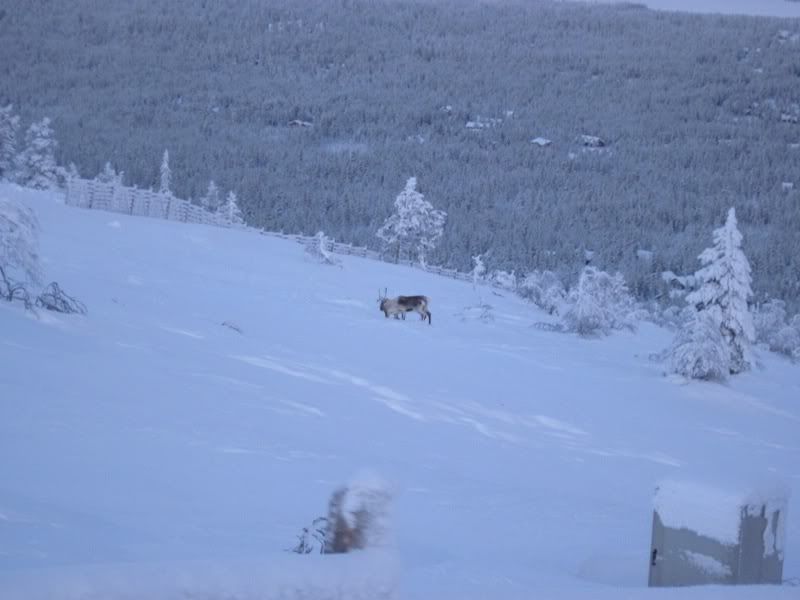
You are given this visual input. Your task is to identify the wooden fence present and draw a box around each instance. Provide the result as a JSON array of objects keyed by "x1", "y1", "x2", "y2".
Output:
[{"x1": 65, "y1": 178, "x2": 233, "y2": 227}]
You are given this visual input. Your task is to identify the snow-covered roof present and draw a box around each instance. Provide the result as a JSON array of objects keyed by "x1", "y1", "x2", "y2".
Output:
[{"x1": 654, "y1": 479, "x2": 790, "y2": 545}]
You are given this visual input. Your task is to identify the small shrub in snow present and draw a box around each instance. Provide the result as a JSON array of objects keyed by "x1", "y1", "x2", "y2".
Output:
[
  {"x1": 518, "y1": 270, "x2": 566, "y2": 315},
  {"x1": 325, "y1": 475, "x2": 392, "y2": 554},
  {"x1": 35, "y1": 282, "x2": 87, "y2": 315},
  {"x1": 459, "y1": 301, "x2": 494, "y2": 323},
  {"x1": 221, "y1": 320, "x2": 243, "y2": 334},
  {"x1": 306, "y1": 231, "x2": 340, "y2": 265},
  {"x1": 290, "y1": 516, "x2": 329, "y2": 554},
  {"x1": 669, "y1": 308, "x2": 730, "y2": 380},
  {"x1": 561, "y1": 266, "x2": 637, "y2": 336}
]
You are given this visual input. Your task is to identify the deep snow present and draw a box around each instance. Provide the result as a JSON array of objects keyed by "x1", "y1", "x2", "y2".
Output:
[{"x1": 1, "y1": 184, "x2": 799, "y2": 599}]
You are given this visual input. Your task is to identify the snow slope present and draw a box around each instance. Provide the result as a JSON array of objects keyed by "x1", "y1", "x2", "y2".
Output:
[
  {"x1": 559, "y1": 0, "x2": 800, "y2": 18},
  {"x1": 1, "y1": 184, "x2": 799, "y2": 599}
]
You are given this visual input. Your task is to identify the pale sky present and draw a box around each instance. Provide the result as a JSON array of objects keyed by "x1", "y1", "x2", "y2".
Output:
[{"x1": 559, "y1": 0, "x2": 800, "y2": 18}]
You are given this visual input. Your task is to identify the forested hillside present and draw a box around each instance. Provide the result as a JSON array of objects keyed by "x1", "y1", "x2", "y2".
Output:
[{"x1": 1, "y1": 0, "x2": 799, "y2": 307}]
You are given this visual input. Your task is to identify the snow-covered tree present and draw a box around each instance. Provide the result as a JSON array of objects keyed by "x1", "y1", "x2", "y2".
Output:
[
  {"x1": 669, "y1": 307, "x2": 730, "y2": 380},
  {"x1": 562, "y1": 266, "x2": 637, "y2": 336},
  {"x1": 376, "y1": 177, "x2": 446, "y2": 266},
  {"x1": 201, "y1": 179, "x2": 220, "y2": 212},
  {"x1": 470, "y1": 253, "x2": 487, "y2": 288},
  {"x1": 221, "y1": 190, "x2": 244, "y2": 225},
  {"x1": 0, "y1": 105, "x2": 20, "y2": 181},
  {"x1": 159, "y1": 149, "x2": 171, "y2": 195},
  {"x1": 684, "y1": 207, "x2": 755, "y2": 374},
  {"x1": 0, "y1": 195, "x2": 41, "y2": 304},
  {"x1": 305, "y1": 231, "x2": 339, "y2": 265},
  {"x1": 15, "y1": 118, "x2": 62, "y2": 189},
  {"x1": 95, "y1": 162, "x2": 123, "y2": 186}
]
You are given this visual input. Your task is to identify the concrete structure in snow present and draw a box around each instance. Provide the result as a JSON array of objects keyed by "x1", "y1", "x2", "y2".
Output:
[{"x1": 648, "y1": 479, "x2": 788, "y2": 587}]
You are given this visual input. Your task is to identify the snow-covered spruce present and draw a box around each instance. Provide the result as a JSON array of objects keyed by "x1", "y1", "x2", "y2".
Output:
[
  {"x1": 376, "y1": 177, "x2": 446, "y2": 267},
  {"x1": 159, "y1": 149, "x2": 171, "y2": 195},
  {"x1": 0, "y1": 104, "x2": 20, "y2": 181},
  {"x1": 221, "y1": 191, "x2": 245, "y2": 227},
  {"x1": 675, "y1": 207, "x2": 755, "y2": 376},
  {"x1": 14, "y1": 117, "x2": 63, "y2": 190},
  {"x1": 201, "y1": 179, "x2": 221, "y2": 212}
]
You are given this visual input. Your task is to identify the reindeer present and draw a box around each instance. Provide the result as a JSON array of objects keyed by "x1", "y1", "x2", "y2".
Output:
[{"x1": 378, "y1": 289, "x2": 432, "y2": 324}]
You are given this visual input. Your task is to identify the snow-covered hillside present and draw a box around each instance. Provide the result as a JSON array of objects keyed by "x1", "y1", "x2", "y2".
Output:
[
  {"x1": 1, "y1": 185, "x2": 798, "y2": 599},
  {"x1": 562, "y1": 0, "x2": 800, "y2": 17}
]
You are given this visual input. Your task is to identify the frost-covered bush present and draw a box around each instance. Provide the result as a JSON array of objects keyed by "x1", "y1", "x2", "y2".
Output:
[
  {"x1": 490, "y1": 269, "x2": 516, "y2": 292},
  {"x1": 95, "y1": 161, "x2": 124, "y2": 186},
  {"x1": 325, "y1": 475, "x2": 392, "y2": 554},
  {"x1": 518, "y1": 270, "x2": 566, "y2": 315},
  {"x1": 561, "y1": 266, "x2": 637, "y2": 336},
  {"x1": 669, "y1": 308, "x2": 730, "y2": 380},
  {"x1": 0, "y1": 195, "x2": 41, "y2": 306},
  {"x1": 754, "y1": 299, "x2": 800, "y2": 359},
  {"x1": 754, "y1": 299, "x2": 786, "y2": 345}
]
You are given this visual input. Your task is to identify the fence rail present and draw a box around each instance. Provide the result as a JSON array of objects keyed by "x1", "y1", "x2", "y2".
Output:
[{"x1": 64, "y1": 177, "x2": 480, "y2": 286}]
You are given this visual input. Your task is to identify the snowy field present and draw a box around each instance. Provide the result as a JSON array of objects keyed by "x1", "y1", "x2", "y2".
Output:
[
  {"x1": 1, "y1": 184, "x2": 799, "y2": 599},
  {"x1": 560, "y1": 0, "x2": 800, "y2": 18}
]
